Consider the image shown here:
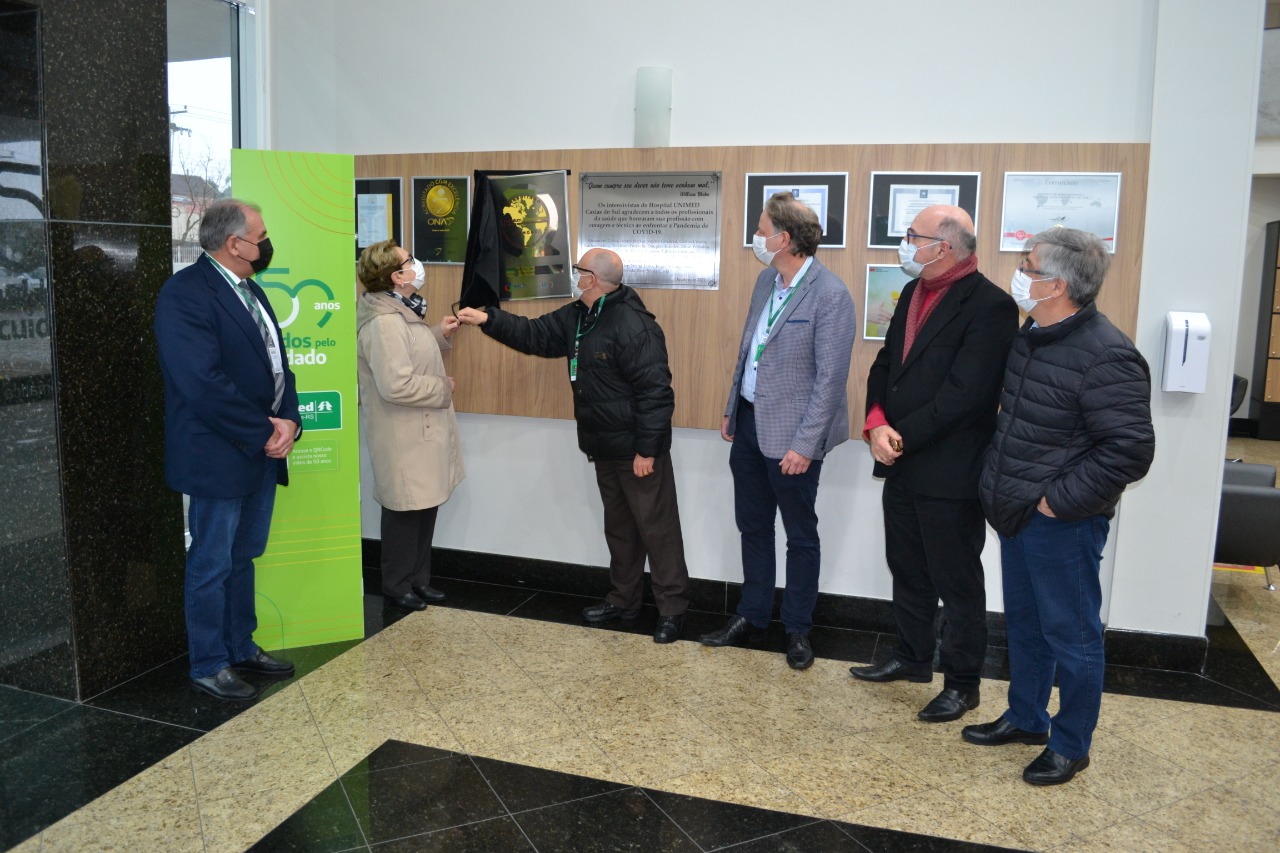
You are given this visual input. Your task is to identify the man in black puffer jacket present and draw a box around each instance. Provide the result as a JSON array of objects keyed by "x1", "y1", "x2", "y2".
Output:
[
  {"x1": 965, "y1": 228, "x2": 1154, "y2": 787},
  {"x1": 456, "y1": 248, "x2": 690, "y2": 644}
]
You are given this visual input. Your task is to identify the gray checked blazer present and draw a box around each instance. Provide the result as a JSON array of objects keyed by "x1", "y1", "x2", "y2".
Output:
[{"x1": 724, "y1": 257, "x2": 856, "y2": 460}]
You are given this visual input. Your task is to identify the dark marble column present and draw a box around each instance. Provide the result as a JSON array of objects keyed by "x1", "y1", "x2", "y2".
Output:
[{"x1": 0, "y1": 0, "x2": 185, "y2": 700}]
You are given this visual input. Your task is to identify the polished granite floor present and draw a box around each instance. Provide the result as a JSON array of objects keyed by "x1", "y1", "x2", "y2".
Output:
[{"x1": 3, "y1": 571, "x2": 1280, "y2": 852}]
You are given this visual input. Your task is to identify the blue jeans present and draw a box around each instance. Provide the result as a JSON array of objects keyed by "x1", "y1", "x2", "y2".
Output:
[
  {"x1": 1000, "y1": 511, "x2": 1110, "y2": 759},
  {"x1": 185, "y1": 460, "x2": 278, "y2": 678},
  {"x1": 729, "y1": 400, "x2": 823, "y2": 635}
]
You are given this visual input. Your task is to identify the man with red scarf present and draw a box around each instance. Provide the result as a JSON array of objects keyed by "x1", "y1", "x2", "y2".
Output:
[{"x1": 850, "y1": 205, "x2": 1017, "y2": 723}]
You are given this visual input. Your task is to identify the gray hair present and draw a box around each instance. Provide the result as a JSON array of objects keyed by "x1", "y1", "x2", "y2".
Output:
[
  {"x1": 1024, "y1": 227, "x2": 1111, "y2": 306},
  {"x1": 937, "y1": 216, "x2": 977, "y2": 259},
  {"x1": 199, "y1": 198, "x2": 261, "y2": 252}
]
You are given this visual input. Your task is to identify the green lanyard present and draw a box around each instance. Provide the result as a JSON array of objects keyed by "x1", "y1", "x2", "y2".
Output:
[
  {"x1": 570, "y1": 294, "x2": 605, "y2": 382},
  {"x1": 754, "y1": 265, "x2": 809, "y2": 365}
]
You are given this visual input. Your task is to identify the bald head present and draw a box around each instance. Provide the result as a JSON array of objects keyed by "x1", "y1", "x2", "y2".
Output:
[
  {"x1": 581, "y1": 248, "x2": 623, "y2": 287},
  {"x1": 913, "y1": 204, "x2": 976, "y2": 263}
]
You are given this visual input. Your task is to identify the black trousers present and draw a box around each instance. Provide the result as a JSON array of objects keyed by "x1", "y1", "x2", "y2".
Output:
[
  {"x1": 594, "y1": 452, "x2": 691, "y2": 616},
  {"x1": 882, "y1": 475, "x2": 988, "y2": 691},
  {"x1": 380, "y1": 505, "x2": 439, "y2": 597}
]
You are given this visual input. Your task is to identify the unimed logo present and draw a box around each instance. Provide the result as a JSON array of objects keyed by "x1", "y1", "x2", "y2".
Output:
[{"x1": 297, "y1": 390, "x2": 341, "y2": 431}]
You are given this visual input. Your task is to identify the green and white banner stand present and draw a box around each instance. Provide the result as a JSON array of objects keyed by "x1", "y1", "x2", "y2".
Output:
[{"x1": 233, "y1": 149, "x2": 364, "y2": 649}]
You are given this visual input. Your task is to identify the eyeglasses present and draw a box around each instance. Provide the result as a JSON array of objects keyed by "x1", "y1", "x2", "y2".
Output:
[
  {"x1": 905, "y1": 229, "x2": 941, "y2": 244},
  {"x1": 1017, "y1": 258, "x2": 1050, "y2": 277},
  {"x1": 450, "y1": 301, "x2": 461, "y2": 319},
  {"x1": 571, "y1": 264, "x2": 596, "y2": 278}
]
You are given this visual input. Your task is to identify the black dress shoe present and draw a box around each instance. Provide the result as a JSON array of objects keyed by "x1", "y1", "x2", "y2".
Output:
[
  {"x1": 653, "y1": 614, "x2": 684, "y2": 644},
  {"x1": 786, "y1": 633, "x2": 814, "y2": 670},
  {"x1": 698, "y1": 615, "x2": 767, "y2": 647},
  {"x1": 412, "y1": 585, "x2": 447, "y2": 602},
  {"x1": 386, "y1": 592, "x2": 427, "y2": 611},
  {"x1": 191, "y1": 666, "x2": 258, "y2": 701},
  {"x1": 917, "y1": 687, "x2": 980, "y2": 722},
  {"x1": 962, "y1": 717, "x2": 1049, "y2": 746},
  {"x1": 849, "y1": 659, "x2": 933, "y2": 683},
  {"x1": 582, "y1": 601, "x2": 640, "y2": 624},
  {"x1": 232, "y1": 649, "x2": 295, "y2": 677},
  {"x1": 1023, "y1": 747, "x2": 1090, "y2": 785}
]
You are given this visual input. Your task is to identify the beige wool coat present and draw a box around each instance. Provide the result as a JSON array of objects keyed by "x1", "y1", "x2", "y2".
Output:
[{"x1": 356, "y1": 291, "x2": 465, "y2": 511}]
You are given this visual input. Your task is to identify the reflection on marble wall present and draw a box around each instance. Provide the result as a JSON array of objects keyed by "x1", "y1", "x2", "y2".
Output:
[{"x1": 0, "y1": 0, "x2": 184, "y2": 700}]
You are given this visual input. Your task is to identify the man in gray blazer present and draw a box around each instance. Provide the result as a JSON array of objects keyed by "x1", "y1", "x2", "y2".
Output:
[{"x1": 700, "y1": 192, "x2": 856, "y2": 669}]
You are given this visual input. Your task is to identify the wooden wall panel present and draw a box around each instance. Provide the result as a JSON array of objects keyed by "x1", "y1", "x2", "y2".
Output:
[{"x1": 357, "y1": 143, "x2": 1149, "y2": 431}]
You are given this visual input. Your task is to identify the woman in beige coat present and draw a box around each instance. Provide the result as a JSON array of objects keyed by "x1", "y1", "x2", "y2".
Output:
[{"x1": 356, "y1": 240, "x2": 464, "y2": 611}]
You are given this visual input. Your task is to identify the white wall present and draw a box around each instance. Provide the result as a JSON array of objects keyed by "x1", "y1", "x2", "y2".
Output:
[{"x1": 272, "y1": 0, "x2": 1262, "y2": 639}]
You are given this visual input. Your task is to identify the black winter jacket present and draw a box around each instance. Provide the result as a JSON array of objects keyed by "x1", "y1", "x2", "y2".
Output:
[
  {"x1": 979, "y1": 303, "x2": 1154, "y2": 538},
  {"x1": 481, "y1": 286, "x2": 675, "y2": 461}
]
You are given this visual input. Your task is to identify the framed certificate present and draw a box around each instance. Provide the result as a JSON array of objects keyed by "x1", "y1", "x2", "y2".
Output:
[
  {"x1": 999, "y1": 172, "x2": 1121, "y2": 253},
  {"x1": 868, "y1": 172, "x2": 980, "y2": 249},
  {"x1": 744, "y1": 172, "x2": 848, "y2": 248},
  {"x1": 864, "y1": 264, "x2": 913, "y2": 341}
]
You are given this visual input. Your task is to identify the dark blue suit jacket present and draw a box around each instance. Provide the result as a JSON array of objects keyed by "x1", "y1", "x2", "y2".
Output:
[{"x1": 154, "y1": 254, "x2": 300, "y2": 498}]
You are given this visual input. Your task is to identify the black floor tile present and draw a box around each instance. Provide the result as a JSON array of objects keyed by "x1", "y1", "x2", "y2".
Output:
[
  {"x1": 373, "y1": 816, "x2": 534, "y2": 851},
  {"x1": 807, "y1": 624, "x2": 881, "y2": 664},
  {"x1": 0, "y1": 684, "x2": 75, "y2": 745},
  {"x1": 84, "y1": 640, "x2": 358, "y2": 732},
  {"x1": 513, "y1": 787, "x2": 700, "y2": 852},
  {"x1": 0, "y1": 705, "x2": 201, "y2": 849},
  {"x1": 364, "y1": 595, "x2": 416, "y2": 638},
  {"x1": 428, "y1": 580, "x2": 536, "y2": 617},
  {"x1": 643, "y1": 787, "x2": 821, "y2": 851},
  {"x1": 342, "y1": 741, "x2": 459, "y2": 778},
  {"x1": 835, "y1": 819, "x2": 1024, "y2": 852},
  {"x1": 1202, "y1": 619, "x2": 1280, "y2": 708},
  {"x1": 248, "y1": 780, "x2": 367, "y2": 852},
  {"x1": 505, "y1": 589, "x2": 600, "y2": 625},
  {"x1": 471, "y1": 754, "x2": 628, "y2": 814},
  {"x1": 1102, "y1": 664, "x2": 1278, "y2": 711},
  {"x1": 723, "y1": 819, "x2": 872, "y2": 852},
  {"x1": 341, "y1": 753, "x2": 507, "y2": 845}
]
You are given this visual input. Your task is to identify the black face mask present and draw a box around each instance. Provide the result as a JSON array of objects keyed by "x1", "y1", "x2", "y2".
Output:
[{"x1": 248, "y1": 237, "x2": 274, "y2": 274}]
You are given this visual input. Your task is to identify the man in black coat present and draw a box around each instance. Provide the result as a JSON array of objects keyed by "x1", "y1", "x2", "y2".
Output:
[
  {"x1": 967, "y1": 227, "x2": 1153, "y2": 786},
  {"x1": 851, "y1": 205, "x2": 1018, "y2": 724},
  {"x1": 456, "y1": 249, "x2": 690, "y2": 643}
]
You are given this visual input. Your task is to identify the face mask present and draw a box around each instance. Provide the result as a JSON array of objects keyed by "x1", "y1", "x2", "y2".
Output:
[
  {"x1": 408, "y1": 257, "x2": 425, "y2": 289},
  {"x1": 569, "y1": 267, "x2": 584, "y2": 300},
  {"x1": 897, "y1": 238, "x2": 940, "y2": 277},
  {"x1": 247, "y1": 237, "x2": 273, "y2": 274},
  {"x1": 752, "y1": 232, "x2": 781, "y2": 266},
  {"x1": 1010, "y1": 268, "x2": 1057, "y2": 313}
]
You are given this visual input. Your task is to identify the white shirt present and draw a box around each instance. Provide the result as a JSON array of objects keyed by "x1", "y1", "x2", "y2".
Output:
[{"x1": 741, "y1": 256, "x2": 814, "y2": 402}]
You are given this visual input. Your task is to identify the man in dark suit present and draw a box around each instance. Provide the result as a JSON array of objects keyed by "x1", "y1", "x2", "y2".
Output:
[
  {"x1": 700, "y1": 192, "x2": 856, "y2": 670},
  {"x1": 154, "y1": 198, "x2": 301, "y2": 701},
  {"x1": 850, "y1": 205, "x2": 1018, "y2": 722}
]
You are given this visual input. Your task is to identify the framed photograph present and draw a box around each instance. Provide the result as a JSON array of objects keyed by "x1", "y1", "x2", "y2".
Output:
[
  {"x1": 354, "y1": 178, "x2": 402, "y2": 260},
  {"x1": 744, "y1": 172, "x2": 848, "y2": 248},
  {"x1": 1000, "y1": 172, "x2": 1121, "y2": 253},
  {"x1": 411, "y1": 176, "x2": 470, "y2": 264},
  {"x1": 867, "y1": 172, "x2": 980, "y2": 249},
  {"x1": 864, "y1": 264, "x2": 913, "y2": 341}
]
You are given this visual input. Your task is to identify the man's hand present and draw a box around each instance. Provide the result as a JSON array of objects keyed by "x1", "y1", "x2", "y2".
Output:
[
  {"x1": 780, "y1": 449, "x2": 811, "y2": 475},
  {"x1": 265, "y1": 417, "x2": 298, "y2": 458},
  {"x1": 868, "y1": 424, "x2": 904, "y2": 466},
  {"x1": 721, "y1": 416, "x2": 734, "y2": 443},
  {"x1": 456, "y1": 307, "x2": 488, "y2": 326},
  {"x1": 1037, "y1": 496, "x2": 1056, "y2": 517},
  {"x1": 441, "y1": 315, "x2": 461, "y2": 338},
  {"x1": 633, "y1": 454, "x2": 654, "y2": 477}
]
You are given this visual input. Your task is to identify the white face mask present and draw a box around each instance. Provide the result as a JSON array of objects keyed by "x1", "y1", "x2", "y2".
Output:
[
  {"x1": 1010, "y1": 268, "x2": 1057, "y2": 313},
  {"x1": 898, "y1": 238, "x2": 941, "y2": 277},
  {"x1": 405, "y1": 257, "x2": 425, "y2": 289},
  {"x1": 752, "y1": 231, "x2": 782, "y2": 266},
  {"x1": 569, "y1": 267, "x2": 584, "y2": 300}
]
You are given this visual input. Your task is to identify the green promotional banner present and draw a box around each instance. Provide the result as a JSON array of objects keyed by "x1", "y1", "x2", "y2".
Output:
[{"x1": 232, "y1": 149, "x2": 363, "y2": 649}]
